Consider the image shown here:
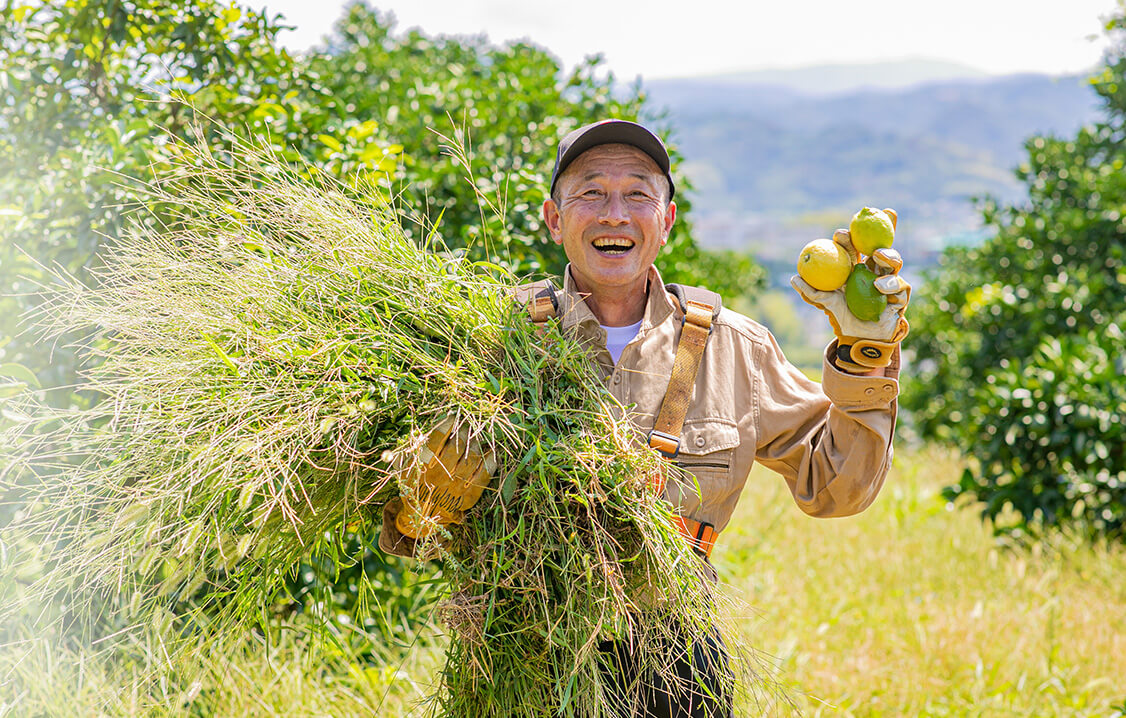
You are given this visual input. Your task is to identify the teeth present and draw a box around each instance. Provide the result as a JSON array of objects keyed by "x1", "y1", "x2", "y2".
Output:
[{"x1": 593, "y1": 238, "x2": 635, "y2": 253}]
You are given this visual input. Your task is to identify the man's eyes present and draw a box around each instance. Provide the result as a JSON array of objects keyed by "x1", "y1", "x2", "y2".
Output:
[{"x1": 579, "y1": 189, "x2": 653, "y2": 199}]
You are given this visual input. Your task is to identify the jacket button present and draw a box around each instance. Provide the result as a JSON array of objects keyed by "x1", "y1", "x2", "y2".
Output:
[{"x1": 694, "y1": 436, "x2": 706, "y2": 448}]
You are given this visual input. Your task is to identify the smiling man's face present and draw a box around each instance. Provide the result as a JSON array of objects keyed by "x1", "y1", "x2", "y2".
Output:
[{"x1": 543, "y1": 143, "x2": 676, "y2": 301}]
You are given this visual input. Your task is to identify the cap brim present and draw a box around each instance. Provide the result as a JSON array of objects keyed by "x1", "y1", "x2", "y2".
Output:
[{"x1": 551, "y1": 120, "x2": 675, "y2": 198}]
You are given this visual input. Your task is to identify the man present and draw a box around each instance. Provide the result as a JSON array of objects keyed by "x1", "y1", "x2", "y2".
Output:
[{"x1": 381, "y1": 119, "x2": 909, "y2": 716}]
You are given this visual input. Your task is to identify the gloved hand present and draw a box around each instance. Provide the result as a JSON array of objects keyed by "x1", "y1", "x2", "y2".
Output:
[
  {"x1": 791, "y1": 216, "x2": 911, "y2": 374},
  {"x1": 387, "y1": 416, "x2": 496, "y2": 542}
]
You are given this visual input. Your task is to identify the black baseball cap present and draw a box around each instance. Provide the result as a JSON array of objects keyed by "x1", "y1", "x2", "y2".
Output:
[{"x1": 549, "y1": 119, "x2": 675, "y2": 199}]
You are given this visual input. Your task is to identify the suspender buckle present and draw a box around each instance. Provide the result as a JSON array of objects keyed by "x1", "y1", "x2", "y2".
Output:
[
  {"x1": 671, "y1": 515, "x2": 719, "y2": 558},
  {"x1": 647, "y1": 429, "x2": 681, "y2": 458},
  {"x1": 680, "y1": 300, "x2": 714, "y2": 335}
]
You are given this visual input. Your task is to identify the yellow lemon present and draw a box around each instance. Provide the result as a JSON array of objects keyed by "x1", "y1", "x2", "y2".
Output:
[
  {"x1": 797, "y1": 238, "x2": 852, "y2": 291},
  {"x1": 849, "y1": 207, "x2": 895, "y2": 256}
]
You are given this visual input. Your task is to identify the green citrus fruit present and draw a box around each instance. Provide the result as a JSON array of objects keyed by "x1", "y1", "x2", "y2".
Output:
[
  {"x1": 849, "y1": 207, "x2": 895, "y2": 256},
  {"x1": 844, "y1": 264, "x2": 887, "y2": 321},
  {"x1": 797, "y1": 238, "x2": 852, "y2": 291}
]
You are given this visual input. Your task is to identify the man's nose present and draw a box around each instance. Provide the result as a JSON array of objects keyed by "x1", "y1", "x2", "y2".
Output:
[{"x1": 598, "y1": 193, "x2": 630, "y2": 225}]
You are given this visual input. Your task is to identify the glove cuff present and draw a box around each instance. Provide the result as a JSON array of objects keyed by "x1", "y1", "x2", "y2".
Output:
[
  {"x1": 835, "y1": 336, "x2": 900, "y2": 373},
  {"x1": 395, "y1": 498, "x2": 463, "y2": 539},
  {"x1": 379, "y1": 498, "x2": 418, "y2": 557}
]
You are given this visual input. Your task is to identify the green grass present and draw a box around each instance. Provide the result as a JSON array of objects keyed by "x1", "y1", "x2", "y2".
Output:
[
  {"x1": 721, "y1": 446, "x2": 1126, "y2": 717},
  {"x1": 4, "y1": 445, "x2": 1123, "y2": 716}
]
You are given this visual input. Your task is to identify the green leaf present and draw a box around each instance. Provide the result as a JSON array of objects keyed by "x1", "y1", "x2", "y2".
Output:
[
  {"x1": 318, "y1": 134, "x2": 343, "y2": 153},
  {"x1": 0, "y1": 382, "x2": 27, "y2": 398},
  {"x1": 0, "y1": 363, "x2": 39, "y2": 388},
  {"x1": 469, "y1": 260, "x2": 509, "y2": 276},
  {"x1": 11, "y1": 4, "x2": 32, "y2": 23},
  {"x1": 240, "y1": 241, "x2": 272, "y2": 259},
  {"x1": 501, "y1": 444, "x2": 536, "y2": 504},
  {"x1": 201, "y1": 334, "x2": 240, "y2": 377}
]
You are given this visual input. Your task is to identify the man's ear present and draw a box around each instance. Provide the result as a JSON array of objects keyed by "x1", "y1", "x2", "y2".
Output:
[
  {"x1": 543, "y1": 198, "x2": 563, "y2": 245},
  {"x1": 661, "y1": 200, "x2": 677, "y2": 246}
]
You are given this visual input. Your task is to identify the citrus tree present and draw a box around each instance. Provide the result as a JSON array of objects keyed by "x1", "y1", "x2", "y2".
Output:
[
  {"x1": 0, "y1": 0, "x2": 401, "y2": 400},
  {"x1": 305, "y1": 2, "x2": 763, "y2": 295},
  {"x1": 903, "y1": 5, "x2": 1126, "y2": 539}
]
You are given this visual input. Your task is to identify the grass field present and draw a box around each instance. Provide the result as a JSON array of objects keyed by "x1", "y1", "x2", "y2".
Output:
[
  {"x1": 722, "y1": 447, "x2": 1126, "y2": 717},
  {"x1": 2, "y1": 446, "x2": 1124, "y2": 716}
]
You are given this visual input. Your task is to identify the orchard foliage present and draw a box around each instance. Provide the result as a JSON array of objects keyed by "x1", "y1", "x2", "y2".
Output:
[
  {"x1": 0, "y1": 0, "x2": 762, "y2": 401},
  {"x1": 0, "y1": 0, "x2": 402, "y2": 397},
  {"x1": 903, "y1": 5, "x2": 1126, "y2": 539}
]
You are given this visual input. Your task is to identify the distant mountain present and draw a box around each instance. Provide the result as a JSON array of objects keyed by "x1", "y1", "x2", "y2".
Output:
[
  {"x1": 641, "y1": 64, "x2": 1103, "y2": 271},
  {"x1": 648, "y1": 57, "x2": 990, "y2": 97}
]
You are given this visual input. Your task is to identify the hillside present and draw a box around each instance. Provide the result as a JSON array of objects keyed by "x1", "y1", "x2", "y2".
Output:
[{"x1": 644, "y1": 68, "x2": 1102, "y2": 268}]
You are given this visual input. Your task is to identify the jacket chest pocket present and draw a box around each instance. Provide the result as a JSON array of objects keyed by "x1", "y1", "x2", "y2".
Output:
[{"x1": 661, "y1": 419, "x2": 739, "y2": 517}]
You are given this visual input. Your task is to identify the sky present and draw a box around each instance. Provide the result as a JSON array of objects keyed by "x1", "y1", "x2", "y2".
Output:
[{"x1": 260, "y1": 0, "x2": 1123, "y2": 81}]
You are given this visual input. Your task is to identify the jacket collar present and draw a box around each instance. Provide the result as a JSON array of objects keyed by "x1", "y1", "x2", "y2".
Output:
[{"x1": 558, "y1": 264, "x2": 677, "y2": 331}]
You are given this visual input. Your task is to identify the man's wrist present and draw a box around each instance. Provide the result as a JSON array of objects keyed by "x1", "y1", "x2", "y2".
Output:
[{"x1": 834, "y1": 360, "x2": 886, "y2": 377}]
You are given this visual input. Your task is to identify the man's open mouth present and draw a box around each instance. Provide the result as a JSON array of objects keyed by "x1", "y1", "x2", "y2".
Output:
[{"x1": 592, "y1": 238, "x2": 635, "y2": 256}]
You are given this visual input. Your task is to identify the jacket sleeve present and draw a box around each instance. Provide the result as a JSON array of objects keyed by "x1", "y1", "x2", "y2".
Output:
[{"x1": 754, "y1": 335, "x2": 899, "y2": 517}]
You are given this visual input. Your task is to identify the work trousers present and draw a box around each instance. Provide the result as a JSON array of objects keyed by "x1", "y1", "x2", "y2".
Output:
[{"x1": 597, "y1": 624, "x2": 734, "y2": 718}]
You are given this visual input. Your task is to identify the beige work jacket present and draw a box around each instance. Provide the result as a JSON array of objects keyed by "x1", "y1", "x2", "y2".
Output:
[
  {"x1": 379, "y1": 263, "x2": 899, "y2": 557},
  {"x1": 552, "y1": 265, "x2": 899, "y2": 534}
]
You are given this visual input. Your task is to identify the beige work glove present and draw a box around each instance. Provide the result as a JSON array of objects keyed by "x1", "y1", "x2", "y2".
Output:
[
  {"x1": 791, "y1": 213, "x2": 911, "y2": 374},
  {"x1": 381, "y1": 416, "x2": 496, "y2": 554}
]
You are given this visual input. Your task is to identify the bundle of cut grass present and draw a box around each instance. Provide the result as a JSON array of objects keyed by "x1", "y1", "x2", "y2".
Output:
[{"x1": 0, "y1": 128, "x2": 759, "y2": 716}]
